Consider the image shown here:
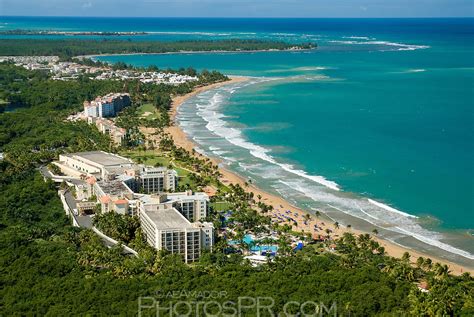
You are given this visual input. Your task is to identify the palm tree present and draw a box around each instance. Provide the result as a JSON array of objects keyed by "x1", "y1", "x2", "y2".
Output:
[
  {"x1": 376, "y1": 246, "x2": 385, "y2": 255},
  {"x1": 434, "y1": 263, "x2": 450, "y2": 279},
  {"x1": 401, "y1": 251, "x2": 411, "y2": 264},
  {"x1": 416, "y1": 257, "x2": 425, "y2": 268},
  {"x1": 372, "y1": 228, "x2": 379, "y2": 235},
  {"x1": 334, "y1": 222, "x2": 340, "y2": 230},
  {"x1": 461, "y1": 272, "x2": 471, "y2": 280},
  {"x1": 325, "y1": 228, "x2": 331, "y2": 240},
  {"x1": 315, "y1": 210, "x2": 321, "y2": 218},
  {"x1": 423, "y1": 258, "x2": 433, "y2": 271}
]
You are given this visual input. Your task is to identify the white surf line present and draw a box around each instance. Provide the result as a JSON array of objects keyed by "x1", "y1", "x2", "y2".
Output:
[
  {"x1": 368, "y1": 199, "x2": 418, "y2": 219},
  {"x1": 193, "y1": 76, "x2": 342, "y2": 192},
  {"x1": 189, "y1": 77, "x2": 474, "y2": 261},
  {"x1": 328, "y1": 39, "x2": 430, "y2": 51},
  {"x1": 281, "y1": 180, "x2": 473, "y2": 260},
  {"x1": 394, "y1": 226, "x2": 474, "y2": 260},
  {"x1": 326, "y1": 203, "x2": 383, "y2": 229}
]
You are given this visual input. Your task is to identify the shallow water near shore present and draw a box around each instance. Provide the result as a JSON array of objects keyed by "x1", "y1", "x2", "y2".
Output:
[
  {"x1": 96, "y1": 19, "x2": 474, "y2": 267},
  {"x1": 174, "y1": 80, "x2": 474, "y2": 268},
  {"x1": 7, "y1": 17, "x2": 472, "y2": 266}
]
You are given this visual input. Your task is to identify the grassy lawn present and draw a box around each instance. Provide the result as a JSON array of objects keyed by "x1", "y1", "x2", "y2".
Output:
[
  {"x1": 211, "y1": 201, "x2": 233, "y2": 212},
  {"x1": 137, "y1": 103, "x2": 160, "y2": 120},
  {"x1": 120, "y1": 149, "x2": 199, "y2": 189},
  {"x1": 120, "y1": 149, "x2": 171, "y2": 167}
]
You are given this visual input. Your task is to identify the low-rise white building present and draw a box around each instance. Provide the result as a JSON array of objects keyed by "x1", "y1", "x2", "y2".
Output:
[
  {"x1": 58, "y1": 151, "x2": 135, "y2": 179},
  {"x1": 88, "y1": 117, "x2": 127, "y2": 145}
]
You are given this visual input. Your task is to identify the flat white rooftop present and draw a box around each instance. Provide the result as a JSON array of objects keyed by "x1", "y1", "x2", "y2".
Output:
[
  {"x1": 64, "y1": 151, "x2": 132, "y2": 167},
  {"x1": 138, "y1": 191, "x2": 208, "y2": 205},
  {"x1": 144, "y1": 208, "x2": 194, "y2": 230},
  {"x1": 166, "y1": 192, "x2": 208, "y2": 201}
]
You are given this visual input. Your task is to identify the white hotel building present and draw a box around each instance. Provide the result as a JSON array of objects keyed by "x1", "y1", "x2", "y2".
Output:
[
  {"x1": 137, "y1": 165, "x2": 177, "y2": 194},
  {"x1": 55, "y1": 151, "x2": 213, "y2": 262},
  {"x1": 137, "y1": 195, "x2": 213, "y2": 263},
  {"x1": 83, "y1": 93, "x2": 131, "y2": 118}
]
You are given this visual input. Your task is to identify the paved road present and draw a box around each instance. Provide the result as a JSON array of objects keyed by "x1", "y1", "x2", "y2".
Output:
[
  {"x1": 63, "y1": 190, "x2": 136, "y2": 254},
  {"x1": 41, "y1": 166, "x2": 137, "y2": 256},
  {"x1": 38, "y1": 165, "x2": 83, "y2": 184},
  {"x1": 64, "y1": 190, "x2": 93, "y2": 228}
]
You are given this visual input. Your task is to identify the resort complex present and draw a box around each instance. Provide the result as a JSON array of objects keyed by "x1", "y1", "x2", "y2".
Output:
[
  {"x1": 0, "y1": 55, "x2": 199, "y2": 83},
  {"x1": 83, "y1": 93, "x2": 131, "y2": 118},
  {"x1": 52, "y1": 151, "x2": 213, "y2": 262},
  {"x1": 67, "y1": 92, "x2": 133, "y2": 145},
  {"x1": 88, "y1": 117, "x2": 128, "y2": 145},
  {"x1": 2, "y1": 13, "x2": 473, "y2": 316}
]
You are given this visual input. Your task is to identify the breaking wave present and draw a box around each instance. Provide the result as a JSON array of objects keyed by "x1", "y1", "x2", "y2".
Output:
[
  {"x1": 177, "y1": 78, "x2": 474, "y2": 261},
  {"x1": 195, "y1": 84, "x2": 341, "y2": 191},
  {"x1": 328, "y1": 39, "x2": 430, "y2": 51}
]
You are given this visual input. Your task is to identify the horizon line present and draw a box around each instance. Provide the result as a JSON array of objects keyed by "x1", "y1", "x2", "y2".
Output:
[{"x1": 1, "y1": 15, "x2": 474, "y2": 19}]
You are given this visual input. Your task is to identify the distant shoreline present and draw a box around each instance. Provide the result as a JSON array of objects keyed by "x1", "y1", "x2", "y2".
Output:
[
  {"x1": 0, "y1": 30, "x2": 148, "y2": 36},
  {"x1": 77, "y1": 47, "x2": 314, "y2": 60},
  {"x1": 141, "y1": 76, "x2": 474, "y2": 276}
]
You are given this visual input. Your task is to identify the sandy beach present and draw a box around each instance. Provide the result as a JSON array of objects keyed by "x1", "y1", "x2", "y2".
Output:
[{"x1": 144, "y1": 76, "x2": 473, "y2": 275}]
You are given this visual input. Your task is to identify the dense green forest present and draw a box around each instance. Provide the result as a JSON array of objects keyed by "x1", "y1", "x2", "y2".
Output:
[
  {"x1": 0, "y1": 63, "x2": 473, "y2": 316},
  {"x1": 0, "y1": 39, "x2": 316, "y2": 58}
]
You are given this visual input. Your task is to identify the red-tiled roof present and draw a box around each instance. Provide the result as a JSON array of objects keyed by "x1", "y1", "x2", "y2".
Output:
[{"x1": 100, "y1": 196, "x2": 111, "y2": 203}]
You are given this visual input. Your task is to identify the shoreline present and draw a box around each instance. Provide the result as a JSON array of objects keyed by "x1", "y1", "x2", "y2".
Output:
[
  {"x1": 147, "y1": 76, "x2": 473, "y2": 275},
  {"x1": 77, "y1": 48, "x2": 314, "y2": 60}
]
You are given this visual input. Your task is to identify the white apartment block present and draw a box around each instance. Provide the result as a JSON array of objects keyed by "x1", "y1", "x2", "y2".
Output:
[
  {"x1": 137, "y1": 165, "x2": 177, "y2": 194},
  {"x1": 83, "y1": 93, "x2": 131, "y2": 118},
  {"x1": 138, "y1": 196, "x2": 213, "y2": 263},
  {"x1": 162, "y1": 191, "x2": 208, "y2": 222}
]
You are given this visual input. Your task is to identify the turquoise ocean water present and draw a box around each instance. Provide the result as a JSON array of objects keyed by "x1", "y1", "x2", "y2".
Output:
[{"x1": 2, "y1": 17, "x2": 473, "y2": 266}]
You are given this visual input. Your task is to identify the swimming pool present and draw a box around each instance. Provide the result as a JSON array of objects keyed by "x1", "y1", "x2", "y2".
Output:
[{"x1": 229, "y1": 234, "x2": 278, "y2": 253}]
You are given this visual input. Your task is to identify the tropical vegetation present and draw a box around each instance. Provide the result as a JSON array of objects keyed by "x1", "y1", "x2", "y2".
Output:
[
  {"x1": 0, "y1": 61, "x2": 472, "y2": 316},
  {"x1": 0, "y1": 39, "x2": 316, "y2": 58}
]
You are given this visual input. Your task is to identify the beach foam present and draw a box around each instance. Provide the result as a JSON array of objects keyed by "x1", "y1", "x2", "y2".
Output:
[
  {"x1": 403, "y1": 69, "x2": 427, "y2": 73},
  {"x1": 368, "y1": 199, "x2": 418, "y2": 219},
  {"x1": 343, "y1": 36, "x2": 373, "y2": 40},
  {"x1": 394, "y1": 226, "x2": 474, "y2": 260},
  {"x1": 328, "y1": 39, "x2": 430, "y2": 51},
  {"x1": 278, "y1": 180, "x2": 474, "y2": 260},
  {"x1": 194, "y1": 83, "x2": 341, "y2": 192},
  {"x1": 177, "y1": 78, "x2": 474, "y2": 261}
]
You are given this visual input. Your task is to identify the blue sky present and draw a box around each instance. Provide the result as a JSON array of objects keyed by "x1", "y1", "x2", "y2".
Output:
[{"x1": 1, "y1": 0, "x2": 473, "y2": 17}]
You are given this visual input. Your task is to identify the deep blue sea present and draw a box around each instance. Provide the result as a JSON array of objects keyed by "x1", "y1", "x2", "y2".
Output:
[{"x1": 2, "y1": 17, "x2": 473, "y2": 266}]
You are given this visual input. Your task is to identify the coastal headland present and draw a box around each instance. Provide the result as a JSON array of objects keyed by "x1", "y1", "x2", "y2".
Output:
[{"x1": 143, "y1": 76, "x2": 474, "y2": 275}]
